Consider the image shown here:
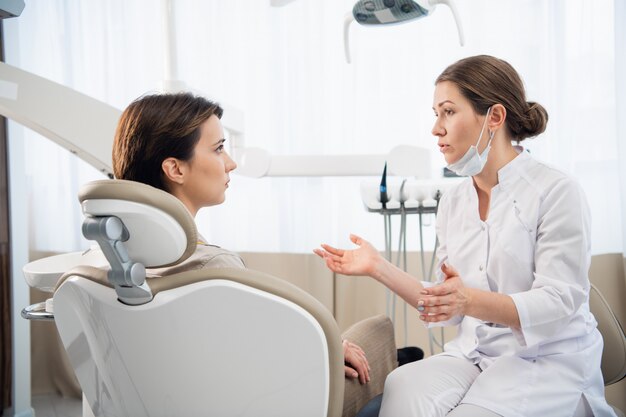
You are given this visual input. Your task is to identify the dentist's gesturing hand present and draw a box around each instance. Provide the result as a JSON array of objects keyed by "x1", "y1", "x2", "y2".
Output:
[
  {"x1": 417, "y1": 263, "x2": 471, "y2": 323},
  {"x1": 315, "y1": 234, "x2": 428, "y2": 311},
  {"x1": 313, "y1": 234, "x2": 382, "y2": 277}
]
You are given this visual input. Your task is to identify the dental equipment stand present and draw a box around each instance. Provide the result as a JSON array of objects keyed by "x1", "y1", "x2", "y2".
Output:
[{"x1": 361, "y1": 177, "x2": 452, "y2": 356}]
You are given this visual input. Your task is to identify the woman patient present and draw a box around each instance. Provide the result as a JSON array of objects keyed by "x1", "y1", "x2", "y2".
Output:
[{"x1": 111, "y1": 92, "x2": 373, "y2": 389}]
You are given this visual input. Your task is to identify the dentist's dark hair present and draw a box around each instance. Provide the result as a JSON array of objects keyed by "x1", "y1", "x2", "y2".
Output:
[
  {"x1": 113, "y1": 92, "x2": 223, "y2": 191},
  {"x1": 436, "y1": 55, "x2": 548, "y2": 142}
]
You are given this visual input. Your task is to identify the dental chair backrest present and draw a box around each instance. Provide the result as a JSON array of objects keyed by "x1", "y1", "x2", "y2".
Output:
[{"x1": 53, "y1": 179, "x2": 344, "y2": 417}]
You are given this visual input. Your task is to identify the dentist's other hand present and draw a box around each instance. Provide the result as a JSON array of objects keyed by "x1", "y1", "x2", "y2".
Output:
[
  {"x1": 343, "y1": 339, "x2": 370, "y2": 384},
  {"x1": 417, "y1": 263, "x2": 470, "y2": 323},
  {"x1": 313, "y1": 234, "x2": 381, "y2": 277}
]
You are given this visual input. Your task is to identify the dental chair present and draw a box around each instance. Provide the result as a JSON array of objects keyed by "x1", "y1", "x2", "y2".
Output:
[
  {"x1": 26, "y1": 179, "x2": 345, "y2": 417},
  {"x1": 589, "y1": 283, "x2": 626, "y2": 417}
]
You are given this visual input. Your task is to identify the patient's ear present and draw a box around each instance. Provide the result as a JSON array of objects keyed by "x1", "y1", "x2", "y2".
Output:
[{"x1": 161, "y1": 158, "x2": 186, "y2": 185}]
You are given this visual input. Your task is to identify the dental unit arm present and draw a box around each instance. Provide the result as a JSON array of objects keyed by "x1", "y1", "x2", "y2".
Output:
[
  {"x1": 343, "y1": 0, "x2": 465, "y2": 63},
  {"x1": 0, "y1": 62, "x2": 119, "y2": 177}
]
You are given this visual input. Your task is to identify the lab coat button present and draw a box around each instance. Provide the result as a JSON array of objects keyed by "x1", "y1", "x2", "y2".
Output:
[{"x1": 479, "y1": 265, "x2": 484, "y2": 271}]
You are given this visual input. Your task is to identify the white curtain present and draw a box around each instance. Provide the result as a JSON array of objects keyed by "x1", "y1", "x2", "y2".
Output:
[{"x1": 3, "y1": 0, "x2": 622, "y2": 256}]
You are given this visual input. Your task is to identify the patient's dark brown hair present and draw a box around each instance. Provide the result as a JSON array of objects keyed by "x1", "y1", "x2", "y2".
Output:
[{"x1": 113, "y1": 92, "x2": 223, "y2": 191}]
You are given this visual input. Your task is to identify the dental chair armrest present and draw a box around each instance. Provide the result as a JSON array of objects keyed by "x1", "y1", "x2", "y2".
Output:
[
  {"x1": 341, "y1": 315, "x2": 398, "y2": 417},
  {"x1": 21, "y1": 301, "x2": 54, "y2": 321}
]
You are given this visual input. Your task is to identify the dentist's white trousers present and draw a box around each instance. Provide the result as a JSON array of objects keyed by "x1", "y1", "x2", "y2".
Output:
[{"x1": 379, "y1": 355, "x2": 593, "y2": 417}]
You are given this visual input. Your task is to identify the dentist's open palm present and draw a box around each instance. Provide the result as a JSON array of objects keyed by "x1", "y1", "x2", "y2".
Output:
[{"x1": 314, "y1": 234, "x2": 380, "y2": 277}]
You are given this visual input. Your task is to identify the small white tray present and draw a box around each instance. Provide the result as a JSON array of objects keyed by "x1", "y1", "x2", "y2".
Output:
[{"x1": 23, "y1": 249, "x2": 108, "y2": 293}]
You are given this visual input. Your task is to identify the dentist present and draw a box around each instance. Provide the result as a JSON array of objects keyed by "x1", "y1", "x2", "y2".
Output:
[{"x1": 315, "y1": 55, "x2": 615, "y2": 417}]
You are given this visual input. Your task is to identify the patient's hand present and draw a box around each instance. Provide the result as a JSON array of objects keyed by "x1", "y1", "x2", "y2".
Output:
[
  {"x1": 343, "y1": 339, "x2": 370, "y2": 384},
  {"x1": 314, "y1": 234, "x2": 381, "y2": 277}
]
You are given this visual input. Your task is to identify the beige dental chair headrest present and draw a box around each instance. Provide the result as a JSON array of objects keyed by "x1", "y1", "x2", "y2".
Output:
[{"x1": 78, "y1": 179, "x2": 197, "y2": 269}]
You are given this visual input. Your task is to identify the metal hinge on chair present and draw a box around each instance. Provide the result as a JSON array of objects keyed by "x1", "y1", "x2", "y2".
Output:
[{"x1": 82, "y1": 216, "x2": 153, "y2": 305}]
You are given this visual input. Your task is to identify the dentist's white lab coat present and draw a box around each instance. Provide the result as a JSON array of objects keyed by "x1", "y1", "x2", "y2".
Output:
[{"x1": 427, "y1": 149, "x2": 615, "y2": 416}]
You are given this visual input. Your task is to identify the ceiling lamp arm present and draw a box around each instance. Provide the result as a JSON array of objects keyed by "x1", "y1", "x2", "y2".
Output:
[
  {"x1": 428, "y1": 0, "x2": 464, "y2": 46},
  {"x1": 344, "y1": 13, "x2": 355, "y2": 63}
]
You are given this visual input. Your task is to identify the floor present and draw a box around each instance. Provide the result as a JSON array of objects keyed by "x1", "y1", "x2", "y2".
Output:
[{"x1": 32, "y1": 394, "x2": 81, "y2": 417}]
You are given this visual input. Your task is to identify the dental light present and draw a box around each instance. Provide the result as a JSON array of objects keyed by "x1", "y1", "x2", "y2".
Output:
[
  {"x1": 343, "y1": 0, "x2": 465, "y2": 63},
  {"x1": 0, "y1": 0, "x2": 25, "y2": 19}
]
